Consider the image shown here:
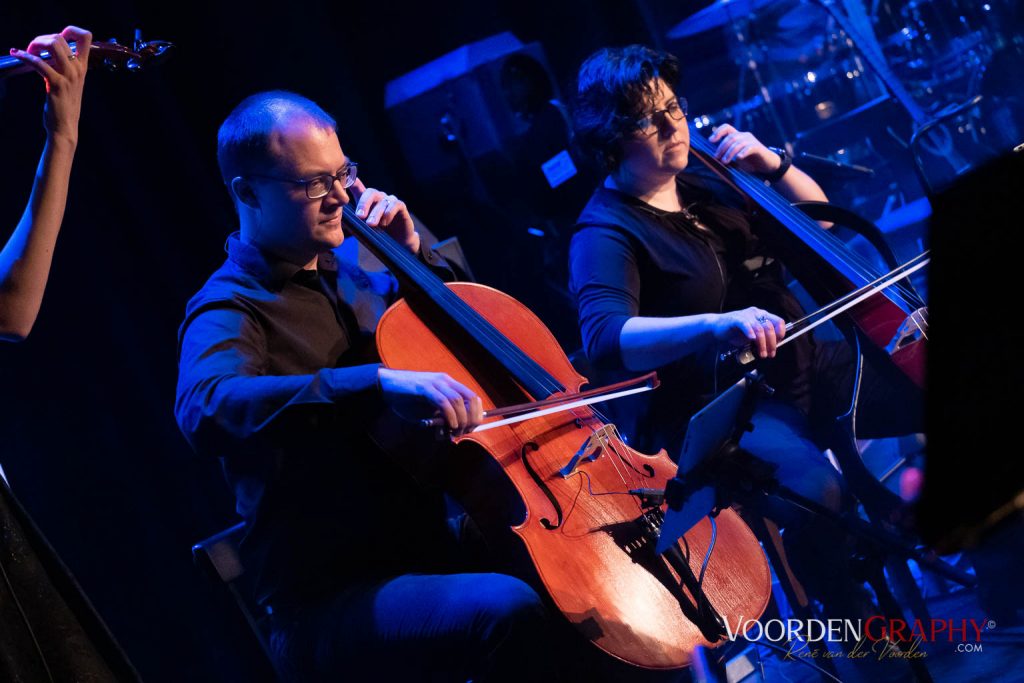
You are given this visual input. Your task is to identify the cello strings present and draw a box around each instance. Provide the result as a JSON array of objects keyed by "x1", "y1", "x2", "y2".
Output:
[
  {"x1": 775, "y1": 254, "x2": 931, "y2": 349},
  {"x1": 350, "y1": 210, "x2": 561, "y2": 395},
  {"x1": 783, "y1": 251, "x2": 930, "y2": 338},
  {"x1": 576, "y1": 410, "x2": 637, "y2": 503},
  {"x1": 584, "y1": 404, "x2": 650, "y2": 499},
  {"x1": 529, "y1": 409, "x2": 628, "y2": 529},
  {"x1": 536, "y1": 402, "x2": 644, "y2": 526},
  {"x1": 742, "y1": 161, "x2": 927, "y2": 309},
  {"x1": 782, "y1": 250, "x2": 930, "y2": 337},
  {"x1": 725, "y1": 157, "x2": 917, "y2": 304},
  {"x1": 728, "y1": 158, "x2": 918, "y2": 306},
  {"x1": 343, "y1": 206, "x2": 563, "y2": 397},
  {"x1": 690, "y1": 133, "x2": 924, "y2": 310},
  {"x1": 608, "y1": 422, "x2": 651, "y2": 493},
  {"x1": 347, "y1": 212, "x2": 645, "y2": 527}
]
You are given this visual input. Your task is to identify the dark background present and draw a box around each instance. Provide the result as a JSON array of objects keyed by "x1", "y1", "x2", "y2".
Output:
[
  {"x1": 0, "y1": 1, "x2": 1020, "y2": 680},
  {"x1": 0, "y1": 2, "x2": 716, "y2": 680}
]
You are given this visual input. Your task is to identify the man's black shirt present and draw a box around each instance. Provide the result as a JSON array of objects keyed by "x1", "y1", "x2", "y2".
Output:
[{"x1": 176, "y1": 233, "x2": 456, "y2": 608}]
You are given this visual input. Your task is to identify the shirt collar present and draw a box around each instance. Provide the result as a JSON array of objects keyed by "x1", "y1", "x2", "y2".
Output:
[
  {"x1": 596, "y1": 176, "x2": 704, "y2": 217},
  {"x1": 225, "y1": 232, "x2": 339, "y2": 289}
]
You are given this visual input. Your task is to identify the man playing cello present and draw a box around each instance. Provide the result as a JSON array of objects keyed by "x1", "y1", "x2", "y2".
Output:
[{"x1": 174, "y1": 90, "x2": 560, "y2": 681}]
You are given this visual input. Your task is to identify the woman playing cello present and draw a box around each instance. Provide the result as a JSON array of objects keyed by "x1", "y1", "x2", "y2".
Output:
[{"x1": 568, "y1": 45, "x2": 923, "y2": 653}]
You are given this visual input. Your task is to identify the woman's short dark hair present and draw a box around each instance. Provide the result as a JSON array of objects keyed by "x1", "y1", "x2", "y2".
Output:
[{"x1": 571, "y1": 45, "x2": 681, "y2": 171}]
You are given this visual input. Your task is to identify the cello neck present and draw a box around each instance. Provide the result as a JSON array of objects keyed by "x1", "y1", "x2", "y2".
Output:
[
  {"x1": 340, "y1": 204, "x2": 565, "y2": 399},
  {"x1": 688, "y1": 129, "x2": 913, "y2": 309}
]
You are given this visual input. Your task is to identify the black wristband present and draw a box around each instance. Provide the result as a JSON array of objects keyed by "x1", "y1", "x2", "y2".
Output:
[{"x1": 762, "y1": 146, "x2": 792, "y2": 184}]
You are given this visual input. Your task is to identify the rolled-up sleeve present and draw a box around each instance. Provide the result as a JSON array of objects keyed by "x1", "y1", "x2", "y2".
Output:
[
  {"x1": 175, "y1": 303, "x2": 380, "y2": 454},
  {"x1": 569, "y1": 227, "x2": 641, "y2": 371}
]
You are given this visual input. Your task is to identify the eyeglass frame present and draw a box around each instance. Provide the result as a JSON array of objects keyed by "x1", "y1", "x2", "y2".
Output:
[
  {"x1": 622, "y1": 97, "x2": 689, "y2": 137},
  {"x1": 243, "y1": 161, "x2": 359, "y2": 199}
]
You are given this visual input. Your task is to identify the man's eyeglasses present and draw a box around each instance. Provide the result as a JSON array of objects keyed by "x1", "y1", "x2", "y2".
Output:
[
  {"x1": 628, "y1": 97, "x2": 688, "y2": 137},
  {"x1": 247, "y1": 162, "x2": 359, "y2": 199}
]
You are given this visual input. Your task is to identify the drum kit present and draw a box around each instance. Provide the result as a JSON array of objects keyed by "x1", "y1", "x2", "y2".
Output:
[{"x1": 668, "y1": 0, "x2": 1021, "y2": 206}]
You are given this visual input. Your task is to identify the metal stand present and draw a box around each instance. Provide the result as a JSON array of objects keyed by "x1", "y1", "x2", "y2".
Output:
[
  {"x1": 730, "y1": 17, "x2": 791, "y2": 147},
  {"x1": 659, "y1": 373, "x2": 968, "y2": 682}
]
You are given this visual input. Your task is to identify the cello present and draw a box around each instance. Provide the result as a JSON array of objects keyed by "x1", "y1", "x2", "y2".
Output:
[
  {"x1": 688, "y1": 125, "x2": 933, "y2": 539},
  {"x1": 342, "y1": 204, "x2": 771, "y2": 670},
  {"x1": 688, "y1": 130, "x2": 929, "y2": 389}
]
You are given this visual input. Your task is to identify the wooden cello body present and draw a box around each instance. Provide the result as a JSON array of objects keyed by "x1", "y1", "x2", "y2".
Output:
[{"x1": 375, "y1": 280, "x2": 770, "y2": 669}]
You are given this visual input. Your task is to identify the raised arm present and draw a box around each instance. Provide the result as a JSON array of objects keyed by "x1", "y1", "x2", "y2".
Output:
[
  {"x1": 708, "y1": 124, "x2": 828, "y2": 204},
  {"x1": 0, "y1": 26, "x2": 92, "y2": 341}
]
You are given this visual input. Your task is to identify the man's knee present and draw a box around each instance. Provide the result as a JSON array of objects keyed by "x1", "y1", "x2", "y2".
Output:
[
  {"x1": 468, "y1": 573, "x2": 546, "y2": 633},
  {"x1": 464, "y1": 574, "x2": 554, "y2": 681}
]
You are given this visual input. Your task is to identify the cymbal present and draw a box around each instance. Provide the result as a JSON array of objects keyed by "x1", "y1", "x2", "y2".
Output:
[{"x1": 667, "y1": 0, "x2": 778, "y2": 38}]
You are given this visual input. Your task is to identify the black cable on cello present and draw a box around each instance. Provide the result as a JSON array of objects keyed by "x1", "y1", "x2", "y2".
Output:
[{"x1": 342, "y1": 205, "x2": 565, "y2": 398}]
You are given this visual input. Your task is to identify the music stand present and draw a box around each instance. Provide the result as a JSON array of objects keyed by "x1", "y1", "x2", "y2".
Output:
[
  {"x1": 656, "y1": 374, "x2": 760, "y2": 553},
  {"x1": 656, "y1": 371, "x2": 972, "y2": 592},
  {"x1": 654, "y1": 371, "x2": 963, "y2": 683}
]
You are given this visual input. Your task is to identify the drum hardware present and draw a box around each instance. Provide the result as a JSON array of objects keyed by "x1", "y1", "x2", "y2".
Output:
[
  {"x1": 667, "y1": 0, "x2": 777, "y2": 39},
  {"x1": 795, "y1": 151, "x2": 876, "y2": 178},
  {"x1": 667, "y1": 0, "x2": 1011, "y2": 197},
  {"x1": 731, "y1": 16, "x2": 792, "y2": 148}
]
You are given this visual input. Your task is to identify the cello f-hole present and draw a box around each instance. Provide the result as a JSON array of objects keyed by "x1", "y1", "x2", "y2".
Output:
[{"x1": 520, "y1": 441, "x2": 564, "y2": 530}]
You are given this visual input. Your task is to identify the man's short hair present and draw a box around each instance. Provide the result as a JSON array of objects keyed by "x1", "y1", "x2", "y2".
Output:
[
  {"x1": 216, "y1": 90, "x2": 337, "y2": 186},
  {"x1": 571, "y1": 45, "x2": 681, "y2": 171}
]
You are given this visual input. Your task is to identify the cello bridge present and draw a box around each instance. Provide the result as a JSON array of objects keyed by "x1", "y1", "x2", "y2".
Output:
[
  {"x1": 559, "y1": 424, "x2": 617, "y2": 477},
  {"x1": 886, "y1": 307, "x2": 929, "y2": 354}
]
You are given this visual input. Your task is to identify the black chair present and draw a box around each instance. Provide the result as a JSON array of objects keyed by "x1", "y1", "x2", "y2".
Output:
[{"x1": 192, "y1": 523, "x2": 282, "y2": 682}]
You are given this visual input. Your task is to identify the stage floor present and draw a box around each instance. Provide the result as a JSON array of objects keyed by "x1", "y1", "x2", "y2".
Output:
[{"x1": 732, "y1": 584, "x2": 1023, "y2": 682}]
